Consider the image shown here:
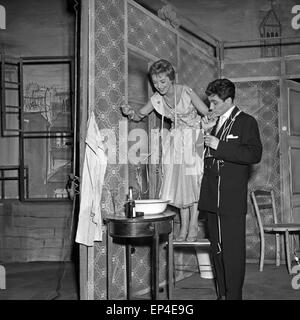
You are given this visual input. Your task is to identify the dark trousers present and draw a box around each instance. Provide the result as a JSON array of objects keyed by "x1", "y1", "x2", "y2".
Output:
[{"x1": 206, "y1": 212, "x2": 246, "y2": 300}]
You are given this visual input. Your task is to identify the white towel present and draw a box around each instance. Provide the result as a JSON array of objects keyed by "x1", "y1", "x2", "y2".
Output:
[{"x1": 75, "y1": 112, "x2": 107, "y2": 246}]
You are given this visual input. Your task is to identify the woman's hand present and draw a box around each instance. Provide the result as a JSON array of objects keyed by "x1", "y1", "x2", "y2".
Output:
[
  {"x1": 201, "y1": 114, "x2": 217, "y2": 132},
  {"x1": 121, "y1": 104, "x2": 134, "y2": 118},
  {"x1": 121, "y1": 104, "x2": 131, "y2": 115}
]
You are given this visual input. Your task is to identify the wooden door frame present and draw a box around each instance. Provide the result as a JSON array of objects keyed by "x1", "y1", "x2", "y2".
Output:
[
  {"x1": 279, "y1": 78, "x2": 292, "y2": 223},
  {"x1": 78, "y1": 0, "x2": 89, "y2": 301},
  {"x1": 280, "y1": 79, "x2": 300, "y2": 223}
]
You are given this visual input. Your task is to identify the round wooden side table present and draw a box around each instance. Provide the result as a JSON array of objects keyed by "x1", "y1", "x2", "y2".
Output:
[{"x1": 105, "y1": 210, "x2": 176, "y2": 300}]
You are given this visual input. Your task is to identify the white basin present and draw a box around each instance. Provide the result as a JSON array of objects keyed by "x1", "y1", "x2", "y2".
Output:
[{"x1": 135, "y1": 199, "x2": 170, "y2": 215}]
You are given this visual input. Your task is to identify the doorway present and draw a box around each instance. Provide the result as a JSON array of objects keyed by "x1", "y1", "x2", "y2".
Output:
[{"x1": 280, "y1": 79, "x2": 300, "y2": 224}]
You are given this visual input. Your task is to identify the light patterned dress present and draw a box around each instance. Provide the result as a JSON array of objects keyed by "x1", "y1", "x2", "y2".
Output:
[{"x1": 150, "y1": 84, "x2": 204, "y2": 209}]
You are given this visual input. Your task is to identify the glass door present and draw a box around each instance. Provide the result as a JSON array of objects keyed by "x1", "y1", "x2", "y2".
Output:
[
  {"x1": 21, "y1": 57, "x2": 74, "y2": 200},
  {"x1": 0, "y1": 55, "x2": 22, "y2": 199}
]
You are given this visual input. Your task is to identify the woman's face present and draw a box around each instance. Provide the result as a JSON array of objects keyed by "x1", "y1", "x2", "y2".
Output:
[{"x1": 151, "y1": 72, "x2": 172, "y2": 95}]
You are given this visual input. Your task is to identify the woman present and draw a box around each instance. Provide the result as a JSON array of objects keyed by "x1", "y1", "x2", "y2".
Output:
[{"x1": 122, "y1": 59, "x2": 209, "y2": 241}]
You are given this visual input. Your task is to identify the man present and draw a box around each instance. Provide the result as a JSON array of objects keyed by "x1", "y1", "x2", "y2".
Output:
[{"x1": 199, "y1": 78, "x2": 262, "y2": 300}]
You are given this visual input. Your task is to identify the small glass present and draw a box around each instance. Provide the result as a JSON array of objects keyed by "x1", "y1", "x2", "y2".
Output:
[
  {"x1": 204, "y1": 130, "x2": 212, "y2": 158},
  {"x1": 204, "y1": 111, "x2": 218, "y2": 158}
]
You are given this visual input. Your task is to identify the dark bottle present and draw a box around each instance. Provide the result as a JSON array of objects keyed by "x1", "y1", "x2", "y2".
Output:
[
  {"x1": 124, "y1": 194, "x2": 130, "y2": 217},
  {"x1": 127, "y1": 187, "x2": 136, "y2": 218}
]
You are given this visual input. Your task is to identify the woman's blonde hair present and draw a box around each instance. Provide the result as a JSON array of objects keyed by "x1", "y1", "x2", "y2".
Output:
[{"x1": 149, "y1": 59, "x2": 175, "y2": 81}]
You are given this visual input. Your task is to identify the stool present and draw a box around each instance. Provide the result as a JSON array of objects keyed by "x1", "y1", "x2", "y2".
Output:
[{"x1": 173, "y1": 239, "x2": 220, "y2": 299}]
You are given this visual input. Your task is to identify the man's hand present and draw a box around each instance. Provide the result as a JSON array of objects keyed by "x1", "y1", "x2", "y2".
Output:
[{"x1": 204, "y1": 133, "x2": 219, "y2": 150}]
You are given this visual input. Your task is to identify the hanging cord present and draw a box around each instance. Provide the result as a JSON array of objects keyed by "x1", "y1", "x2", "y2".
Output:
[
  {"x1": 216, "y1": 161, "x2": 222, "y2": 254},
  {"x1": 161, "y1": 115, "x2": 165, "y2": 179},
  {"x1": 108, "y1": 187, "x2": 117, "y2": 215},
  {"x1": 133, "y1": 140, "x2": 162, "y2": 199},
  {"x1": 160, "y1": 84, "x2": 177, "y2": 179},
  {"x1": 135, "y1": 161, "x2": 149, "y2": 199},
  {"x1": 214, "y1": 110, "x2": 241, "y2": 254},
  {"x1": 219, "y1": 110, "x2": 241, "y2": 142},
  {"x1": 174, "y1": 84, "x2": 177, "y2": 129}
]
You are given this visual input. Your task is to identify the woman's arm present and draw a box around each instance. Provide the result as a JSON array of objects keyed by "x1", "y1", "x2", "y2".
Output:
[
  {"x1": 190, "y1": 89, "x2": 209, "y2": 116},
  {"x1": 121, "y1": 100, "x2": 154, "y2": 121}
]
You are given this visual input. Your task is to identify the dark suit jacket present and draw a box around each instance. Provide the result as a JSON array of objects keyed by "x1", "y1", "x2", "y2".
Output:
[{"x1": 199, "y1": 106, "x2": 262, "y2": 216}]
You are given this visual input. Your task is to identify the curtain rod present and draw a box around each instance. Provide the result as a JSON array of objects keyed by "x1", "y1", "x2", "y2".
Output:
[{"x1": 223, "y1": 36, "x2": 300, "y2": 48}]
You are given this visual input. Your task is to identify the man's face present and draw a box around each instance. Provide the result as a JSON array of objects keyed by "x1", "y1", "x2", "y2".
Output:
[{"x1": 208, "y1": 94, "x2": 232, "y2": 116}]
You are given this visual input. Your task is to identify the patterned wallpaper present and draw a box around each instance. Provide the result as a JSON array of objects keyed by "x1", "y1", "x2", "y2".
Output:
[
  {"x1": 91, "y1": 0, "x2": 126, "y2": 300},
  {"x1": 234, "y1": 80, "x2": 281, "y2": 261},
  {"x1": 179, "y1": 38, "x2": 218, "y2": 97},
  {"x1": 89, "y1": 0, "x2": 218, "y2": 300},
  {"x1": 127, "y1": 3, "x2": 177, "y2": 66}
]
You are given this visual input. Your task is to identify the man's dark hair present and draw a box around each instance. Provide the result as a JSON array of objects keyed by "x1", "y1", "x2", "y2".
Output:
[
  {"x1": 205, "y1": 78, "x2": 235, "y2": 102},
  {"x1": 149, "y1": 59, "x2": 176, "y2": 81}
]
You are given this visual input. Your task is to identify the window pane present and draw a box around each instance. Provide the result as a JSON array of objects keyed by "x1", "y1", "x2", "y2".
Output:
[
  {"x1": 0, "y1": 137, "x2": 19, "y2": 165},
  {"x1": 4, "y1": 114, "x2": 19, "y2": 131},
  {"x1": 5, "y1": 64, "x2": 19, "y2": 83},
  {"x1": 4, "y1": 169, "x2": 18, "y2": 178},
  {"x1": 0, "y1": 180, "x2": 18, "y2": 199},
  {"x1": 5, "y1": 89, "x2": 19, "y2": 107},
  {"x1": 291, "y1": 147, "x2": 300, "y2": 194},
  {"x1": 23, "y1": 63, "x2": 72, "y2": 133},
  {"x1": 23, "y1": 137, "x2": 73, "y2": 199},
  {"x1": 290, "y1": 88, "x2": 300, "y2": 136}
]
